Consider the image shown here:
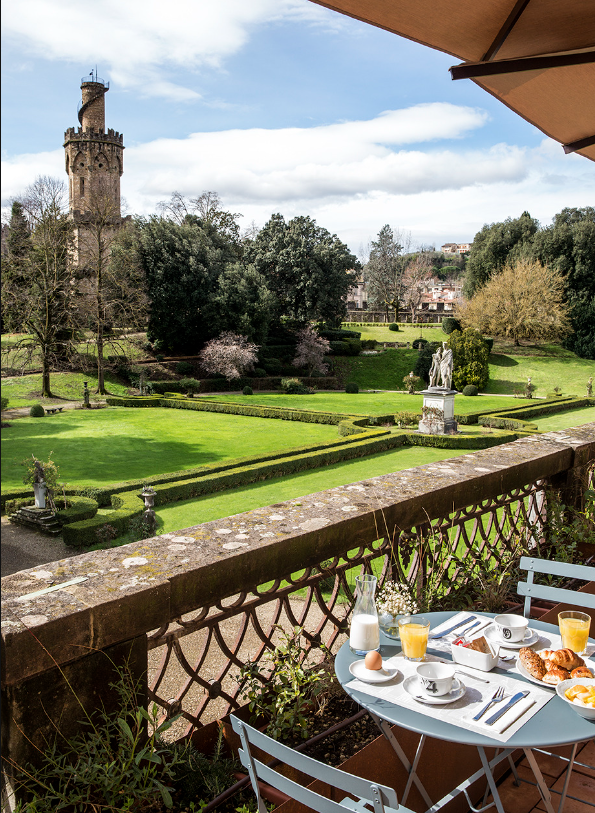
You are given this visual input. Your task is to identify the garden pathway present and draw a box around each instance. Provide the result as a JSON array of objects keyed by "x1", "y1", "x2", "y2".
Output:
[{"x1": 0, "y1": 516, "x2": 79, "y2": 577}]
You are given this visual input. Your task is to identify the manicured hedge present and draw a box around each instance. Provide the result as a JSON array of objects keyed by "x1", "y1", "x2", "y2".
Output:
[
  {"x1": 58, "y1": 496, "x2": 99, "y2": 524},
  {"x1": 62, "y1": 491, "x2": 143, "y2": 547}
]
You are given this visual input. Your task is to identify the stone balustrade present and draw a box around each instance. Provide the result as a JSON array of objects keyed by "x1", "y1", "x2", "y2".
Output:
[{"x1": 2, "y1": 424, "x2": 594, "y2": 800}]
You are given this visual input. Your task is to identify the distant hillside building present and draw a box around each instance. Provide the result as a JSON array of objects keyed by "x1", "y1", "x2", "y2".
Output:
[
  {"x1": 63, "y1": 71, "x2": 124, "y2": 262},
  {"x1": 441, "y1": 242, "x2": 472, "y2": 256}
]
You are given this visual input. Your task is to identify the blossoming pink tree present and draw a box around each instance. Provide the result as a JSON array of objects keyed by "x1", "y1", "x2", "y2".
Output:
[
  {"x1": 292, "y1": 327, "x2": 330, "y2": 376},
  {"x1": 199, "y1": 332, "x2": 259, "y2": 380}
]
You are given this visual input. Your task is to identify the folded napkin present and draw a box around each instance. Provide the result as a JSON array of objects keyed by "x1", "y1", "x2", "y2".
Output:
[
  {"x1": 429, "y1": 612, "x2": 492, "y2": 640},
  {"x1": 469, "y1": 695, "x2": 535, "y2": 735}
]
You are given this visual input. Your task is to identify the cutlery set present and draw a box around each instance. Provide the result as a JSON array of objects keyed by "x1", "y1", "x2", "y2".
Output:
[{"x1": 424, "y1": 616, "x2": 533, "y2": 726}]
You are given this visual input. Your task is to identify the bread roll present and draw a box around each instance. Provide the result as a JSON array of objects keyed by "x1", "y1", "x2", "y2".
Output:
[
  {"x1": 571, "y1": 666, "x2": 593, "y2": 679},
  {"x1": 519, "y1": 647, "x2": 546, "y2": 680},
  {"x1": 542, "y1": 665, "x2": 571, "y2": 685},
  {"x1": 550, "y1": 649, "x2": 584, "y2": 671}
]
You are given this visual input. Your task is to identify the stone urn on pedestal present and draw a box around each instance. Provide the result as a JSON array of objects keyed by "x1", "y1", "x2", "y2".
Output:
[{"x1": 138, "y1": 485, "x2": 158, "y2": 535}]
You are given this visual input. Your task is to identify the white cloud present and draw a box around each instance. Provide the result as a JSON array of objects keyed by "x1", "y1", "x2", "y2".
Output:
[
  {"x1": 2, "y1": 105, "x2": 592, "y2": 250},
  {"x1": 1, "y1": 0, "x2": 337, "y2": 101}
]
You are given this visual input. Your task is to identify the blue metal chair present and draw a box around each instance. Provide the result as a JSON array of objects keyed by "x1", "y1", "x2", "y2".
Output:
[
  {"x1": 231, "y1": 715, "x2": 413, "y2": 813},
  {"x1": 517, "y1": 557, "x2": 595, "y2": 618}
]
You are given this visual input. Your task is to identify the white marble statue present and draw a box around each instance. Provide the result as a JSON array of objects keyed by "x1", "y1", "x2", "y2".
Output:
[
  {"x1": 428, "y1": 346, "x2": 442, "y2": 387},
  {"x1": 439, "y1": 342, "x2": 454, "y2": 390}
]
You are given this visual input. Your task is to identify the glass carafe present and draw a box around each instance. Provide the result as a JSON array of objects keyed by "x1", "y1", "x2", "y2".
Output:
[{"x1": 349, "y1": 574, "x2": 380, "y2": 655}]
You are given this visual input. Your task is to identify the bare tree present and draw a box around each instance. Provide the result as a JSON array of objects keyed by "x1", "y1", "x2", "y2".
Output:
[
  {"x1": 75, "y1": 182, "x2": 147, "y2": 393},
  {"x1": 292, "y1": 326, "x2": 330, "y2": 376},
  {"x1": 158, "y1": 190, "x2": 242, "y2": 241},
  {"x1": 401, "y1": 254, "x2": 434, "y2": 323},
  {"x1": 4, "y1": 177, "x2": 75, "y2": 396}
]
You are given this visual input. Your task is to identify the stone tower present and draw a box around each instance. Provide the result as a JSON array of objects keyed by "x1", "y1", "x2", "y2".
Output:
[{"x1": 64, "y1": 71, "x2": 124, "y2": 259}]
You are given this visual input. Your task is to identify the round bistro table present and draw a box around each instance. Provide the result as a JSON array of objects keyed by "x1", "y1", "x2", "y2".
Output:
[{"x1": 335, "y1": 611, "x2": 594, "y2": 813}]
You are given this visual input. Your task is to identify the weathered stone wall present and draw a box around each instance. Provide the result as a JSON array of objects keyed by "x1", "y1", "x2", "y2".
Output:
[{"x1": 2, "y1": 425, "x2": 593, "y2": 788}]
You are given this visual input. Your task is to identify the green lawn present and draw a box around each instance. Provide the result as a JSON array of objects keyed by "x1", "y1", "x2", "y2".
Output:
[
  {"x1": 1, "y1": 372, "x2": 131, "y2": 409},
  {"x1": 487, "y1": 348, "x2": 595, "y2": 397},
  {"x1": 154, "y1": 403, "x2": 595, "y2": 539},
  {"x1": 341, "y1": 322, "x2": 444, "y2": 343},
  {"x1": 1, "y1": 407, "x2": 336, "y2": 490},
  {"x1": 200, "y1": 391, "x2": 534, "y2": 415},
  {"x1": 533, "y1": 406, "x2": 595, "y2": 431}
]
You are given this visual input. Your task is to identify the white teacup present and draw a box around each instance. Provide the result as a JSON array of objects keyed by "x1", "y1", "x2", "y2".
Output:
[
  {"x1": 416, "y1": 662, "x2": 455, "y2": 697},
  {"x1": 494, "y1": 613, "x2": 529, "y2": 643}
]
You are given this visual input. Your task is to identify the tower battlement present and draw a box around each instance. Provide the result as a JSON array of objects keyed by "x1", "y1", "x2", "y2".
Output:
[{"x1": 64, "y1": 127, "x2": 124, "y2": 144}]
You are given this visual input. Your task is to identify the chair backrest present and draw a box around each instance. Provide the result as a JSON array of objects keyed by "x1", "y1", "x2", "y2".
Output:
[
  {"x1": 230, "y1": 715, "x2": 402, "y2": 813},
  {"x1": 518, "y1": 557, "x2": 595, "y2": 618}
]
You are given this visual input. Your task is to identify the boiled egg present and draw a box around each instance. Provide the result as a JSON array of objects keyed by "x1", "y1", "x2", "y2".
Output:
[{"x1": 364, "y1": 651, "x2": 383, "y2": 671}]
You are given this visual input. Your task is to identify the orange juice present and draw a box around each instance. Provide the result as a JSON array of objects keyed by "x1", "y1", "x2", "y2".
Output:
[
  {"x1": 559, "y1": 614, "x2": 590, "y2": 654},
  {"x1": 399, "y1": 623, "x2": 429, "y2": 660}
]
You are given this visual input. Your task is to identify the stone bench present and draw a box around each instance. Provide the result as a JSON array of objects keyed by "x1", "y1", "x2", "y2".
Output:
[{"x1": 45, "y1": 406, "x2": 64, "y2": 414}]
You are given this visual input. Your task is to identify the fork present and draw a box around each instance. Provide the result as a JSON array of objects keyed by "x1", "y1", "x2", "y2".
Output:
[{"x1": 473, "y1": 686, "x2": 505, "y2": 721}]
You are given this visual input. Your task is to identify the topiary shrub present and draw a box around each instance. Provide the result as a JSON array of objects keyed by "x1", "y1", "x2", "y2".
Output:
[
  {"x1": 178, "y1": 377, "x2": 201, "y2": 395},
  {"x1": 484, "y1": 337, "x2": 494, "y2": 354},
  {"x1": 252, "y1": 367, "x2": 266, "y2": 378},
  {"x1": 388, "y1": 323, "x2": 399, "y2": 332},
  {"x1": 262, "y1": 358, "x2": 283, "y2": 375},
  {"x1": 413, "y1": 346, "x2": 434, "y2": 384},
  {"x1": 175, "y1": 361, "x2": 194, "y2": 375},
  {"x1": 412, "y1": 338, "x2": 428, "y2": 349},
  {"x1": 345, "y1": 382, "x2": 359, "y2": 394},
  {"x1": 462, "y1": 384, "x2": 479, "y2": 396},
  {"x1": 281, "y1": 378, "x2": 310, "y2": 394},
  {"x1": 442, "y1": 316, "x2": 462, "y2": 335},
  {"x1": 29, "y1": 404, "x2": 45, "y2": 418},
  {"x1": 1, "y1": 397, "x2": 8, "y2": 412},
  {"x1": 242, "y1": 386, "x2": 253, "y2": 395},
  {"x1": 449, "y1": 329, "x2": 490, "y2": 391}
]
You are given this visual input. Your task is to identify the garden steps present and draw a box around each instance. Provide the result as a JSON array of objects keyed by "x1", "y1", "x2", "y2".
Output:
[{"x1": 9, "y1": 506, "x2": 63, "y2": 535}]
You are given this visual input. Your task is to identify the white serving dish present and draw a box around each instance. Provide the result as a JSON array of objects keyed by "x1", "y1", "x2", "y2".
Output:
[
  {"x1": 451, "y1": 642, "x2": 499, "y2": 672},
  {"x1": 556, "y1": 678, "x2": 595, "y2": 720}
]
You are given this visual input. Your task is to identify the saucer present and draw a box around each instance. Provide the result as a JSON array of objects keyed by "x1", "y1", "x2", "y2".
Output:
[
  {"x1": 349, "y1": 661, "x2": 399, "y2": 684},
  {"x1": 404, "y1": 675, "x2": 466, "y2": 705},
  {"x1": 485, "y1": 624, "x2": 539, "y2": 650}
]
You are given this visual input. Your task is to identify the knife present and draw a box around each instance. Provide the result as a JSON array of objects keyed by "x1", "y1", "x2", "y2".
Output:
[
  {"x1": 428, "y1": 615, "x2": 476, "y2": 639},
  {"x1": 485, "y1": 690, "x2": 530, "y2": 725}
]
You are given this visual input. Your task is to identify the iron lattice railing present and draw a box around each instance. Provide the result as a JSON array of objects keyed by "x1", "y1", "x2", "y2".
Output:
[{"x1": 147, "y1": 478, "x2": 548, "y2": 736}]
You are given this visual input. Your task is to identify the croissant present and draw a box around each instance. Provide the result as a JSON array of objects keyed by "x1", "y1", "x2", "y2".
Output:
[
  {"x1": 571, "y1": 666, "x2": 593, "y2": 679},
  {"x1": 540, "y1": 650, "x2": 557, "y2": 662},
  {"x1": 542, "y1": 665, "x2": 571, "y2": 685},
  {"x1": 550, "y1": 649, "x2": 584, "y2": 671}
]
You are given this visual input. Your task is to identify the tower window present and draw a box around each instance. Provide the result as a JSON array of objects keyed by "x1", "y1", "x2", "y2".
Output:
[
  {"x1": 80, "y1": 177, "x2": 85, "y2": 197},
  {"x1": 80, "y1": 162, "x2": 85, "y2": 167}
]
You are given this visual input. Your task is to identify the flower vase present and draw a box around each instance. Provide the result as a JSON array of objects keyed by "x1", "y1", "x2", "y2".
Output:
[{"x1": 379, "y1": 611, "x2": 403, "y2": 640}]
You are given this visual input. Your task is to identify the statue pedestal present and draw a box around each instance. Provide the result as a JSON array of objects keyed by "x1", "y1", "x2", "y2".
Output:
[{"x1": 418, "y1": 388, "x2": 458, "y2": 435}]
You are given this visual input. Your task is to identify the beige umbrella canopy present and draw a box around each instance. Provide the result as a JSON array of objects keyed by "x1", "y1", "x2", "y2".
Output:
[{"x1": 312, "y1": 0, "x2": 595, "y2": 161}]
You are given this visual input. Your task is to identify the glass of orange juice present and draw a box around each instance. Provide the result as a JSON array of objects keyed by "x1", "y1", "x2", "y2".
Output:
[
  {"x1": 558, "y1": 610, "x2": 591, "y2": 655},
  {"x1": 398, "y1": 615, "x2": 431, "y2": 661}
]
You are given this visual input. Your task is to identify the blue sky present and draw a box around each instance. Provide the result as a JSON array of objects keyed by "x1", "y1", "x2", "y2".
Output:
[{"x1": 2, "y1": 0, "x2": 593, "y2": 254}]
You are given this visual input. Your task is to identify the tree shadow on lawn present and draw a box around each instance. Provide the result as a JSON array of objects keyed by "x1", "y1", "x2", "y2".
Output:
[
  {"x1": 489, "y1": 354, "x2": 519, "y2": 367},
  {"x1": 1, "y1": 425, "x2": 227, "y2": 488}
]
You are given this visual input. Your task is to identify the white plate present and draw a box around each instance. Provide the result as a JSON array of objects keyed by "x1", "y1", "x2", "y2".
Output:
[
  {"x1": 517, "y1": 651, "x2": 595, "y2": 689},
  {"x1": 349, "y1": 660, "x2": 399, "y2": 684},
  {"x1": 484, "y1": 624, "x2": 539, "y2": 650},
  {"x1": 403, "y1": 675, "x2": 466, "y2": 705}
]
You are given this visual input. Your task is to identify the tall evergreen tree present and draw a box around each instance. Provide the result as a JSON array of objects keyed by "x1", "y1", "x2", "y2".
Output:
[
  {"x1": 246, "y1": 213, "x2": 357, "y2": 327},
  {"x1": 1, "y1": 201, "x2": 32, "y2": 332},
  {"x1": 463, "y1": 211, "x2": 539, "y2": 297},
  {"x1": 364, "y1": 225, "x2": 410, "y2": 320}
]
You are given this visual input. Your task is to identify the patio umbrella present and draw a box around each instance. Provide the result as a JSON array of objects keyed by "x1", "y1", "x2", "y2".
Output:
[{"x1": 312, "y1": 0, "x2": 595, "y2": 161}]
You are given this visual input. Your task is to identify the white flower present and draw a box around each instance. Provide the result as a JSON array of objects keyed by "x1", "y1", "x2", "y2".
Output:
[{"x1": 377, "y1": 581, "x2": 419, "y2": 616}]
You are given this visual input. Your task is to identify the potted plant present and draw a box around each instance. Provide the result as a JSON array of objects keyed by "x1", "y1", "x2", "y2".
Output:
[{"x1": 22, "y1": 454, "x2": 59, "y2": 510}]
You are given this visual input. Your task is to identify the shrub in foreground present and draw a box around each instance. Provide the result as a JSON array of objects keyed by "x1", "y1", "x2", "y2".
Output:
[
  {"x1": 463, "y1": 385, "x2": 479, "y2": 396},
  {"x1": 345, "y1": 382, "x2": 359, "y2": 394},
  {"x1": 242, "y1": 386, "x2": 253, "y2": 395},
  {"x1": 29, "y1": 404, "x2": 45, "y2": 418}
]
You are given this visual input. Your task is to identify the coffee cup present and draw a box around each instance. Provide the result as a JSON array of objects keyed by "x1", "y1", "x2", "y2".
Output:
[
  {"x1": 494, "y1": 614, "x2": 529, "y2": 643},
  {"x1": 416, "y1": 662, "x2": 455, "y2": 697}
]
